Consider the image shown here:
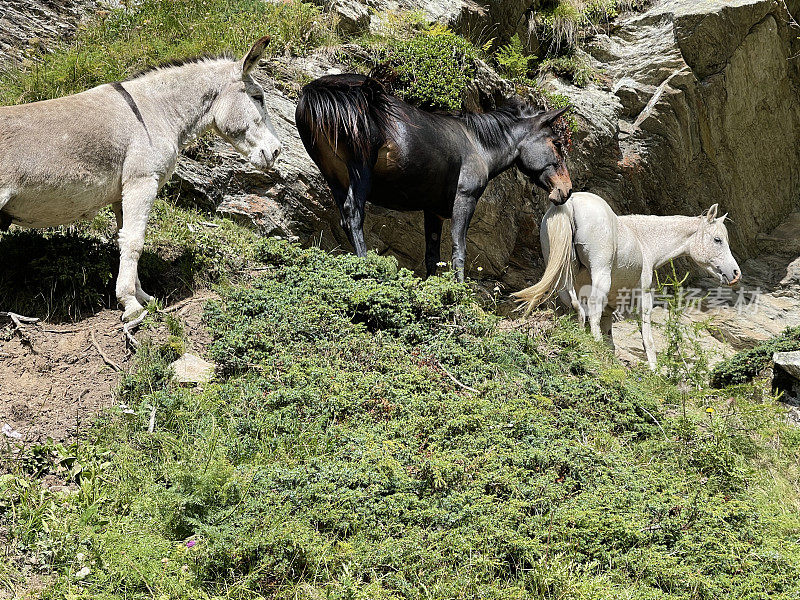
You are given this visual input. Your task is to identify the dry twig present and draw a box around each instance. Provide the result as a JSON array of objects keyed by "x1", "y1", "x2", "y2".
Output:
[{"x1": 90, "y1": 330, "x2": 121, "y2": 372}]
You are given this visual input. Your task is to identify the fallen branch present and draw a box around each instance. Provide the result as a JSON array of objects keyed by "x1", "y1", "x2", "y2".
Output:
[
  {"x1": 639, "y1": 404, "x2": 669, "y2": 442},
  {"x1": 163, "y1": 295, "x2": 215, "y2": 314},
  {"x1": 90, "y1": 330, "x2": 121, "y2": 372},
  {"x1": 0, "y1": 311, "x2": 39, "y2": 327},
  {"x1": 434, "y1": 359, "x2": 479, "y2": 394},
  {"x1": 1, "y1": 311, "x2": 39, "y2": 352}
]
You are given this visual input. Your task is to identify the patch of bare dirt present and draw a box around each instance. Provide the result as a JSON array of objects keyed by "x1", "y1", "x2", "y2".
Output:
[{"x1": 0, "y1": 294, "x2": 216, "y2": 445}]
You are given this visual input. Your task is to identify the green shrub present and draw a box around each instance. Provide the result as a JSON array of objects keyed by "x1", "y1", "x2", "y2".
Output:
[
  {"x1": 710, "y1": 326, "x2": 800, "y2": 387},
  {"x1": 387, "y1": 27, "x2": 477, "y2": 111},
  {"x1": 4, "y1": 239, "x2": 800, "y2": 599}
]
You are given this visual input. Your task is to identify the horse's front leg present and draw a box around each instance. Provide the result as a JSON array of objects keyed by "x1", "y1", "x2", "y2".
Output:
[
  {"x1": 113, "y1": 201, "x2": 153, "y2": 307},
  {"x1": 116, "y1": 176, "x2": 158, "y2": 322},
  {"x1": 423, "y1": 211, "x2": 443, "y2": 278},
  {"x1": 450, "y1": 194, "x2": 477, "y2": 282},
  {"x1": 640, "y1": 288, "x2": 657, "y2": 370},
  {"x1": 338, "y1": 167, "x2": 371, "y2": 258}
]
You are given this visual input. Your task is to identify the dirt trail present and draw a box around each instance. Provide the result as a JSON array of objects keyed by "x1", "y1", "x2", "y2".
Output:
[{"x1": 0, "y1": 295, "x2": 212, "y2": 445}]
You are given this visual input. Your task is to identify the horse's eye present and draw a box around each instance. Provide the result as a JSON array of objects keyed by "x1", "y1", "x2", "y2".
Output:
[
  {"x1": 251, "y1": 94, "x2": 264, "y2": 104},
  {"x1": 714, "y1": 237, "x2": 722, "y2": 244}
]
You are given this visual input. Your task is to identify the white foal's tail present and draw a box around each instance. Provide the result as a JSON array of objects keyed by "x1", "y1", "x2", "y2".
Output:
[{"x1": 513, "y1": 204, "x2": 575, "y2": 316}]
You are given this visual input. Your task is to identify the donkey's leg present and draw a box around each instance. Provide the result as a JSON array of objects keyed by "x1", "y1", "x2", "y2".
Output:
[
  {"x1": 117, "y1": 176, "x2": 158, "y2": 322},
  {"x1": 587, "y1": 268, "x2": 611, "y2": 341},
  {"x1": 423, "y1": 211, "x2": 443, "y2": 278},
  {"x1": 340, "y1": 167, "x2": 371, "y2": 258},
  {"x1": 640, "y1": 288, "x2": 657, "y2": 370},
  {"x1": 450, "y1": 194, "x2": 477, "y2": 282},
  {"x1": 113, "y1": 200, "x2": 153, "y2": 306}
]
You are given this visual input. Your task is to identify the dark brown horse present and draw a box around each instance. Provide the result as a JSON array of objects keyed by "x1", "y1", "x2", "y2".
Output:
[{"x1": 296, "y1": 74, "x2": 573, "y2": 281}]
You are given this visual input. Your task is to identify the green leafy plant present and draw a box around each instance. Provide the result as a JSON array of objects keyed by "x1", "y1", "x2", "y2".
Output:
[
  {"x1": 495, "y1": 34, "x2": 533, "y2": 80},
  {"x1": 654, "y1": 261, "x2": 715, "y2": 387}
]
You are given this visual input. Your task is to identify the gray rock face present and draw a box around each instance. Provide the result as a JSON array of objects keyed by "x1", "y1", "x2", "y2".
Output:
[
  {"x1": 562, "y1": 0, "x2": 800, "y2": 259},
  {"x1": 0, "y1": 0, "x2": 98, "y2": 67}
]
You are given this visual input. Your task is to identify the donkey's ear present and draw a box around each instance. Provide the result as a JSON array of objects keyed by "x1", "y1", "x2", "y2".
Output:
[
  {"x1": 706, "y1": 204, "x2": 719, "y2": 222},
  {"x1": 535, "y1": 106, "x2": 570, "y2": 128},
  {"x1": 241, "y1": 35, "x2": 271, "y2": 75}
]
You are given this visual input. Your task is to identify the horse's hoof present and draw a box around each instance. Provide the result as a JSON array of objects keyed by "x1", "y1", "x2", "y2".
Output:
[{"x1": 121, "y1": 304, "x2": 147, "y2": 323}]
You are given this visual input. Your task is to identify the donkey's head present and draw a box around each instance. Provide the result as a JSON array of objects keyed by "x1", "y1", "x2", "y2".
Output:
[
  {"x1": 515, "y1": 106, "x2": 573, "y2": 205},
  {"x1": 212, "y1": 36, "x2": 282, "y2": 171},
  {"x1": 689, "y1": 204, "x2": 741, "y2": 285}
]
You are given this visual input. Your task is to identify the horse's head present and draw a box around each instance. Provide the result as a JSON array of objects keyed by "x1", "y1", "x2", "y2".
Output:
[
  {"x1": 212, "y1": 36, "x2": 282, "y2": 171},
  {"x1": 689, "y1": 204, "x2": 741, "y2": 286},
  {"x1": 515, "y1": 106, "x2": 573, "y2": 205}
]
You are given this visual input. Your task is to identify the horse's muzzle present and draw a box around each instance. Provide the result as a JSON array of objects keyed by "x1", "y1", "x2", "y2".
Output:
[
  {"x1": 546, "y1": 167, "x2": 573, "y2": 205},
  {"x1": 548, "y1": 184, "x2": 572, "y2": 205}
]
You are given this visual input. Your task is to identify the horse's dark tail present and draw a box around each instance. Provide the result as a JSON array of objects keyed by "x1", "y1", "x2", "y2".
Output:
[{"x1": 295, "y1": 74, "x2": 396, "y2": 168}]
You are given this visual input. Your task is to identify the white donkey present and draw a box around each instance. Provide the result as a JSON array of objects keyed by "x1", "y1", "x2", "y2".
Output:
[
  {"x1": 0, "y1": 37, "x2": 282, "y2": 321},
  {"x1": 514, "y1": 192, "x2": 741, "y2": 369}
]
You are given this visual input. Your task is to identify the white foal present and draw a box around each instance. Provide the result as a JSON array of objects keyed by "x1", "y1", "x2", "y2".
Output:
[
  {"x1": 514, "y1": 192, "x2": 741, "y2": 369},
  {"x1": 0, "y1": 37, "x2": 282, "y2": 321}
]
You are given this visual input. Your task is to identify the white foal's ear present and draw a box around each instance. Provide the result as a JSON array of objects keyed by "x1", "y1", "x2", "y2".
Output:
[
  {"x1": 705, "y1": 204, "x2": 719, "y2": 223},
  {"x1": 718, "y1": 212, "x2": 729, "y2": 223},
  {"x1": 241, "y1": 35, "x2": 271, "y2": 76}
]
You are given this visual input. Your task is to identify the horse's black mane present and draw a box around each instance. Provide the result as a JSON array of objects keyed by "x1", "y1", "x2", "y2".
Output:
[
  {"x1": 455, "y1": 99, "x2": 543, "y2": 148},
  {"x1": 125, "y1": 53, "x2": 236, "y2": 81}
]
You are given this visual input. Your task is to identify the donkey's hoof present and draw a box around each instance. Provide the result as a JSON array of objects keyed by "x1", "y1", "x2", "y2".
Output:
[
  {"x1": 121, "y1": 303, "x2": 147, "y2": 323},
  {"x1": 136, "y1": 290, "x2": 155, "y2": 305}
]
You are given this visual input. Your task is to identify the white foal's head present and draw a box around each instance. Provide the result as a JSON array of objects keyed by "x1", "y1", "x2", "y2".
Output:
[
  {"x1": 212, "y1": 36, "x2": 282, "y2": 171},
  {"x1": 689, "y1": 204, "x2": 740, "y2": 286}
]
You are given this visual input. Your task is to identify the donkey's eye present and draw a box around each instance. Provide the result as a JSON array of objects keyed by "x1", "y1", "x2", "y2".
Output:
[
  {"x1": 714, "y1": 237, "x2": 722, "y2": 244},
  {"x1": 251, "y1": 93, "x2": 264, "y2": 103}
]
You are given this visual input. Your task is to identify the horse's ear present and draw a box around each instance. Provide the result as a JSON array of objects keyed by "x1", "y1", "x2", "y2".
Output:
[
  {"x1": 241, "y1": 35, "x2": 271, "y2": 75},
  {"x1": 706, "y1": 204, "x2": 719, "y2": 222},
  {"x1": 535, "y1": 106, "x2": 570, "y2": 128}
]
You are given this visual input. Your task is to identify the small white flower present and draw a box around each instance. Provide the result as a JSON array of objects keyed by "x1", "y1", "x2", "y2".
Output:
[
  {"x1": 477, "y1": 266, "x2": 483, "y2": 272},
  {"x1": 75, "y1": 552, "x2": 85, "y2": 563},
  {"x1": 493, "y1": 286, "x2": 501, "y2": 293},
  {"x1": 75, "y1": 566, "x2": 91, "y2": 580},
  {"x1": 436, "y1": 261, "x2": 447, "y2": 267}
]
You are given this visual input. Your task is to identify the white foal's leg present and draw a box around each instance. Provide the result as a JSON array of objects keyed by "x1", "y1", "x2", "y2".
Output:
[
  {"x1": 116, "y1": 177, "x2": 158, "y2": 322},
  {"x1": 640, "y1": 288, "x2": 657, "y2": 370},
  {"x1": 113, "y1": 200, "x2": 154, "y2": 309},
  {"x1": 600, "y1": 311, "x2": 614, "y2": 351},
  {"x1": 587, "y1": 268, "x2": 611, "y2": 341},
  {"x1": 559, "y1": 289, "x2": 585, "y2": 327}
]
